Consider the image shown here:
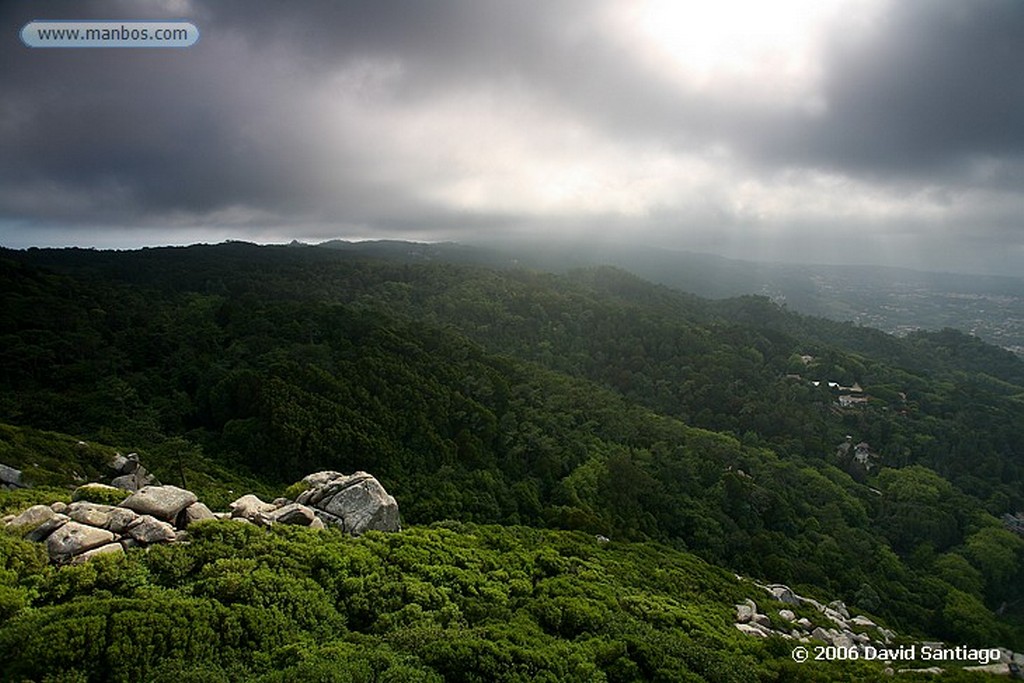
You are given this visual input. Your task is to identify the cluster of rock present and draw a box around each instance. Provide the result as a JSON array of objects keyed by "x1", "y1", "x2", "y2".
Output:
[
  {"x1": 734, "y1": 583, "x2": 896, "y2": 648},
  {"x1": 107, "y1": 452, "x2": 160, "y2": 492},
  {"x1": 291, "y1": 470, "x2": 400, "y2": 535},
  {"x1": 734, "y1": 582, "x2": 1024, "y2": 676},
  {"x1": 2, "y1": 470, "x2": 400, "y2": 565},
  {"x1": 225, "y1": 471, "x2": 400, "y2": 536},
  {"x1": 0, "y1": 449, "x2": 159, "y2": 493},
  {"x1": 3, "y1": 485, "x2": 207, "y2": 564}
]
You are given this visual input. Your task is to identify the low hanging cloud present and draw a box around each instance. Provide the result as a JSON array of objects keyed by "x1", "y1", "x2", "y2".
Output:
[{"x1": 1, "y1": 0, "x2": 1023, "y2": 273}]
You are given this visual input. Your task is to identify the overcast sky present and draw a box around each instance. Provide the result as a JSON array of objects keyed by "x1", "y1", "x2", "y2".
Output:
[{"x1": 2, "y1": 0, "x2": 1024, "y2": 275}]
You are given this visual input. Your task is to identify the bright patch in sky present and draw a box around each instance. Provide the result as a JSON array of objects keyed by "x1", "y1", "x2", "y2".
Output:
[{"x1": 614, "y1": 0, "x2": 872, "y2": 107}]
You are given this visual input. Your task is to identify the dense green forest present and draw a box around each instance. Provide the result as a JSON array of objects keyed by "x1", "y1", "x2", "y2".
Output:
[
  {"x1": 2, "y1": 242, "x2": 1024, "y2": 679},
  {"x1": 0, "y1": 493, "x2": 915, "y2": 683}
]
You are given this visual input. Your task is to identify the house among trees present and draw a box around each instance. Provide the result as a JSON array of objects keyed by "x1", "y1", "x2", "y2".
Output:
[
  {"x1": 839, "y1": 394, "x2": 870, "y2": 408},
  {"x1": 808, "y1": 378, "x2": 868, "y2": 408},
  {"x1": 853, "y1": 442, "x2": 872, "y2": 466},
  {"x1": 836, "y1": 437, "x2": 878, "y2": 471}
]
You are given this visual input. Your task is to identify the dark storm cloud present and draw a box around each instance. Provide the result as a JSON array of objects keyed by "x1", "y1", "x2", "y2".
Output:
[
  {"x1": 1, "y1": 0, "x2": 1023, "y2": 274},
  {"x1": 0, "y1": 0, "x2": 628, "y2": 232},
  {"x1": 0, "y1": 2, "x2": 558, "y2": 230},
  {"x1": 759, "y1": 0, "x2": 1024, "y2": 178}
]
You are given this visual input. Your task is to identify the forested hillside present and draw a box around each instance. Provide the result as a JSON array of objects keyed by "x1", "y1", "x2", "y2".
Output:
[{"x1": 2, "y1": 242, "x2": 1024, "y2": 677}]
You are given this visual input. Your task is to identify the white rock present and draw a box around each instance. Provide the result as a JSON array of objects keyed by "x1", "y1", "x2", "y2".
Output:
[
  {"x1": 179, "y1": 502, "x2": 215, "y2": 527},
  {"x1": 802, "y1": 597, "x2": 825, "y2": 612},
  {"x1": 735, "y1": 623, "x2": 771, "y2": 638},
  {"x1": 300, "y1": 470, "x2": 345, "y2": 488},
  {"x1": 963, "y1": 664, "x2": 1009, "y2": 676},
  {"x1": 320, "y1": 477, "x2": 399, "y2": 534},
  {"x1": 767, "y1": 584, "x2": 801, "y2": 606},
  {"x1": 46, "y1": 522, "x2": 116, "y2": 560},
  {"x1": 109, "y1": 454, "x2": 131, "y2": 473},
  {"x1": 106, "y1": 507, "x2": 141, "y2": 534},
  {"x1": 828, "y1": 600, "x2": 850, "y2": 619},
  {"x1": 832, "y1": 633, "x2": 855, "y2": 650},
  {"x1": 67, "y1": 502, "x2": 116, "y2": 527},
  {"x1": 127, "y1": 515, "x2": 177, "y2": 544},
  {"x1": 121, "y1": 485, "x2": 197, "y2": 521},
  {"x1": 27, "y1": 514, "x2": 70, "y2": 542},
  {"x1": 267, "y1": 503, "x2": 316, "y2": 526},
  {"x1": 736, "y1": 604, "x2": 755, "y2": 624},
  {"x1": 6, "y1": 505, "x2": 57, "y2": 532},
  {"x1": 304, "y1": 472, "x2": 374, "y2": 507},
  {"x1": 0, "y1": 463, "x2": 23, "y2": 487},
  {"x1": 313, "y1": 509, "x2": 344, "y2": 529},
  {"x1": 229, "y1": 494, "x2": 276, "y2": 523},
  {"x1": 811, "y1": 627, "x2": 831, "y2": 643},
  {"x1": 111, "y1": 474, "x2": 140, "y2": 491},
  {"x1": 73, "y1": 542, "x2": 125, "y2": 564}
]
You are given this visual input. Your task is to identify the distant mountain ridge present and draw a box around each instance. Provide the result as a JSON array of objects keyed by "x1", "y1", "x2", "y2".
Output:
[{"x1": 314, "y1": 238, "x2": 1024, "y2": 355}]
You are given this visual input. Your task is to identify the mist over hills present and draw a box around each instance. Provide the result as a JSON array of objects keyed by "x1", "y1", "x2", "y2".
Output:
[{"x1": 317, "y1": 238, "x2": 1024, "y2": 356}]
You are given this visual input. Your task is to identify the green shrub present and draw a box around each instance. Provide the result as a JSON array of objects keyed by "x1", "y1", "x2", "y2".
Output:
[
  {"x1": 282, "y1": 481, "x2": 310, "y2": 502},
  {"x1": 0, "y1": 487, "x2": 71, "y2": 516},
  {"x1": 71, "y1": 484, "x2": 128, "y2": 506}
]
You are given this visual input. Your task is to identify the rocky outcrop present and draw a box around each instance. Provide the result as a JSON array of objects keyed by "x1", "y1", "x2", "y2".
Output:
[
  {"x1": 0, "y1": 451, "x2": 160, "y2": 493},
  {"x1": 293, "y1": 471, "x2": 400, "y2": 534},
  {"x1": 108, "y1": 452, "x2": 159, "y2": 492},
  {"x1": 3, "y1": 471, "x2": 400, "y2": 564},
  {"x1": 733, "y1": 581, "x2": 1024, "y2": 676},
  {"x1": 221, "y1": 471, "x2": 399, "y2": 535}
]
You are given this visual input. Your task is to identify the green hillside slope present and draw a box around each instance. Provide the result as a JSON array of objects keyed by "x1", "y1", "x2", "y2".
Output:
[{"x1": 2, "y1": 243, "x2": 1023, "y2": 672}]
